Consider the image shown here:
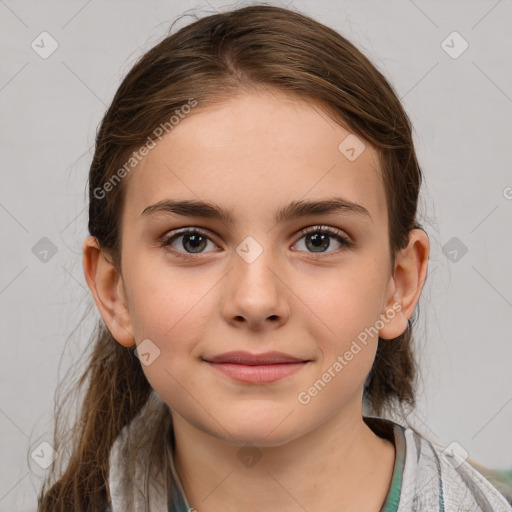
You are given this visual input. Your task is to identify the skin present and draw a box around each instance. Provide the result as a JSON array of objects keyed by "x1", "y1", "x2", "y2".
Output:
[{"x1": 83, "y1": 89, "x2": 429, "y2": 511}]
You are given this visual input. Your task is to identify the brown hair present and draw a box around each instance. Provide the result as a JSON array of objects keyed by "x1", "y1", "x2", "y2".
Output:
[{"x1": 38, "y1": 4, "x2": 426, "y2": 510}]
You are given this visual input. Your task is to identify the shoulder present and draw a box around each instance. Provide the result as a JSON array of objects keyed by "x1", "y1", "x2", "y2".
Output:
[{"x1": 401, "y1": 423, "x2": 512, "y2": 512}]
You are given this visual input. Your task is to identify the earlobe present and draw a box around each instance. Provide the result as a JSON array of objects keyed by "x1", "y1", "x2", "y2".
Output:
[
  {"x1": 82, "y1": 236, "x2": 135, "y2": 347},
  {"x1": 379, "y1": 229, "x2": 430, "y2": 340}
]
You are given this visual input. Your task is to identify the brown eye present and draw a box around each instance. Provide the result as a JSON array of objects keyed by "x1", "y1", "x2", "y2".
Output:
[
  {"x1": 292, "y1": 226, "x2": 352, "y2": 254},
  {"x1": 160, "y1": 228, "x2": 217, "y2": 256}
]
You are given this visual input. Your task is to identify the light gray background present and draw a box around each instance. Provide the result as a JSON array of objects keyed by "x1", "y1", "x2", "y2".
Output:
[{"x1": 1, "y1": 0, "x2": 511, "y2": 510}]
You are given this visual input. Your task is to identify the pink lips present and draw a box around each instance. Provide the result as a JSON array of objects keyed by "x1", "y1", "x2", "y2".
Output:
[{"x1": 203, "y1": 351, "x2": 309, "y2": 384}]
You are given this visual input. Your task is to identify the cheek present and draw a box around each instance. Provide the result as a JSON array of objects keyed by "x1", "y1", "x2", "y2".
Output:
[
  {"x1": 294, "y1": 263, "x2": 387, "y2": 346},
  {"x1": 290, "y1": 263, "x2": 387, "y2": 402},
  {"x1": 125, "y1": 268, "x2": 214, "y2": 406},
  {"x1": 126, "y1": 264, "x2": 215, "y2": 341},
  {"x1": 294, "y1": 275, "x2": 383, "y2": 412}
]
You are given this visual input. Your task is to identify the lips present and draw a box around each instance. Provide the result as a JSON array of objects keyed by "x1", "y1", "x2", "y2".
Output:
[
  {"x1": 202, "y1": 351, "x2": 310, "y2": 384},
  {"x1": 203, "y1": 350, "x2": 307, "y2": 365}
]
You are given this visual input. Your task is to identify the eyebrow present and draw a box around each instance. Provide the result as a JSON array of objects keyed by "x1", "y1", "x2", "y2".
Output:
[{"x1": 141, "y1": 197, "x2": 372, "y2": 224}]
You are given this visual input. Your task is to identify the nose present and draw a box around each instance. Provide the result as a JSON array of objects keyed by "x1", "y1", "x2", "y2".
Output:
[{"x1": 220, "y1": 245, "x2": 291, "y2": 331}]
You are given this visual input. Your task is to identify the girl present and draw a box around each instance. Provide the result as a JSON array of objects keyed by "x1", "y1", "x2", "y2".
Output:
[{"x1": 37, "y1": 4, "x2": 512, "y2": 511}]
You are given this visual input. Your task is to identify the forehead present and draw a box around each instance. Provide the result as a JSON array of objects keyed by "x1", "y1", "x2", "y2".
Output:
[{"x1": 122, "y1": 91, "x2": 387, "y2": 227}]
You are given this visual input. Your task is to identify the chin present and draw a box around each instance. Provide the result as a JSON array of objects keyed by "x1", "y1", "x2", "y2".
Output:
[
  {"x1": 222, "y1": 428, "x2": 300, "y2": 448},
  {"x1": 212, "y1": 411, "x2": 306, "y2": 448}
]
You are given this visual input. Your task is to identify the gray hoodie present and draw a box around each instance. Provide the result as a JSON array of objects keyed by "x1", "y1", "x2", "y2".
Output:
[{"x1": 106, "y1": 397, "x2": 512, "y2": 511}]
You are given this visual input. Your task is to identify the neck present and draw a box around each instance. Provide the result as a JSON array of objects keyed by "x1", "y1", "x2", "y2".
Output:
[{"x1": 171, "y1": 403, "x2": 395, "y2": 512}]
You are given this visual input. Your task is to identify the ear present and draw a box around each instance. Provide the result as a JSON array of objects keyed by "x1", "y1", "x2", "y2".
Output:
[
  {"x1": 378, "y1": 228, "x2": 430, "y2": 340},
  {"x1": 82, "y1": 236, "x2": 135, "y2": 347}
]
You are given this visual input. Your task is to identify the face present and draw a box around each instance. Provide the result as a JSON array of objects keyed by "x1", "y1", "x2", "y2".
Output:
[{"x1": 109, "y1": 91, "x2": 404, "y2": 446}]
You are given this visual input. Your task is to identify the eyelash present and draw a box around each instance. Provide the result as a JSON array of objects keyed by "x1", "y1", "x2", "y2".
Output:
[{"x1": 159, "y1": 225, "x2": 353, "y2": 261}]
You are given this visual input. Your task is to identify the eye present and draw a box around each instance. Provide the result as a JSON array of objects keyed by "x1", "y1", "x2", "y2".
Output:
[
  {"x1": 160, "y1": 228, "x2": 218, "y2": 259},
  {"x1": 292, "y1": 225, "x2": 352, "y2": 254},
  {"x1": 159, "y1": 225, "x2": 352, "y2": 260}
]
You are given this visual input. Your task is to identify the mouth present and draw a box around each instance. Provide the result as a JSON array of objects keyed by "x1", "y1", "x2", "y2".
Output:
[{"x1": 202, "y1": 351, "x2": 310, "y2": 384}]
